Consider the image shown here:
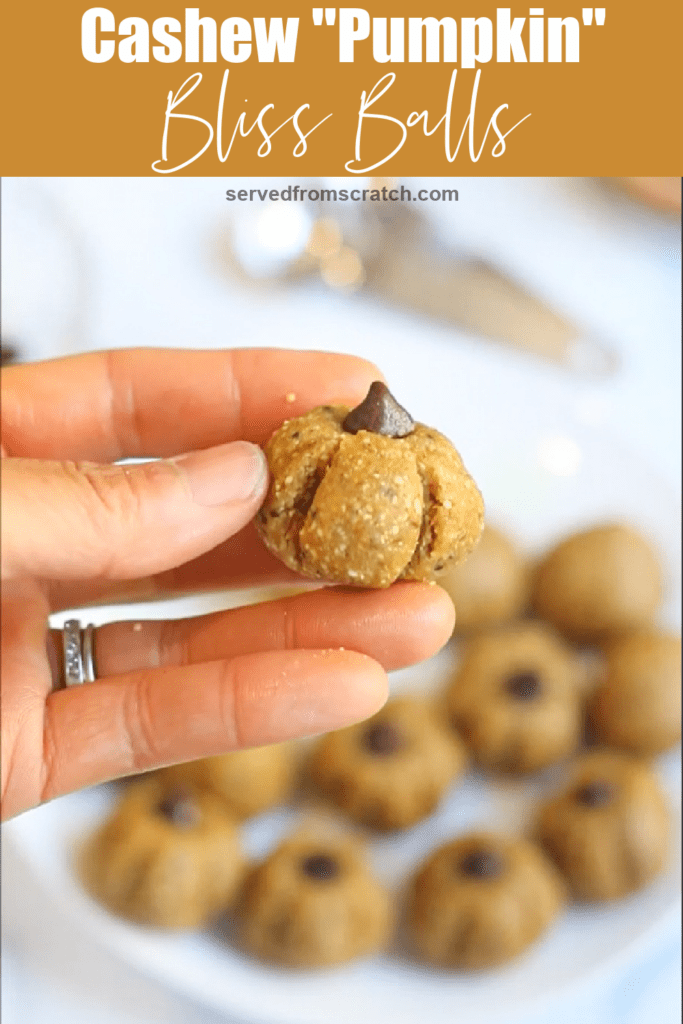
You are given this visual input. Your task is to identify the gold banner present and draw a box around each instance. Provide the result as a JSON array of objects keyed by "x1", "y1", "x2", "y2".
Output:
[{"x1": 1, "y1": 1, "x2": 681, "y2": 175}]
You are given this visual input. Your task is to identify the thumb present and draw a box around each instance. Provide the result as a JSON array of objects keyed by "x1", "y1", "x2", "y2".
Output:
[{"x1": 1, "y1": 442, "x2": 269, "y2": 582}]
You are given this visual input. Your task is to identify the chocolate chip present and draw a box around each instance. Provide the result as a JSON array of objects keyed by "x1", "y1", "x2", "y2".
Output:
[
  {"x1": 575, "y1": 780, "x2": 614, "y2": 807},
  {"x1": 459, "y1": 848, "x2": 504, "y2": 879},
  {"x1": 301, "y1": 854, "x2": 340, "y2": 881},
  {"x1": 362, "y1": 721, "x2": 404, "y2": 756},
  {"x1": 293, "y1": 469, "x2": 323, "y2": 517},
  {"x1": 505, "y1": 671, "x2": 541, "y2": 700},
  {"x1": 342, "y1": 382, "x2": 414, "y2": 438},
  {"x1": 157, "y1": 788, "x2": 202, "y2": 828}
]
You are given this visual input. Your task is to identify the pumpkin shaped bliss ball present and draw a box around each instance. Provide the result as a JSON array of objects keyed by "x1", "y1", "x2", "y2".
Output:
[{"x1": 256, "y1": 382, "x2": 484, "y2": 588}]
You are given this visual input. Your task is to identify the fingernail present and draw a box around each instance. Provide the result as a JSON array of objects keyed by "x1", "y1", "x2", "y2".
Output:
[{"x1": 173, "y1": 441, "x2": 268, "y2": 507}]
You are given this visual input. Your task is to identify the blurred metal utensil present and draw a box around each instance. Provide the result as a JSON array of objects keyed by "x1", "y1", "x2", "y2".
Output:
[
  {"x1": 221, "y1": 181, "x2": 619, "y2": 379},
  {"x1": 359, "y1": 200, "x2": 619, "y2": 378}
]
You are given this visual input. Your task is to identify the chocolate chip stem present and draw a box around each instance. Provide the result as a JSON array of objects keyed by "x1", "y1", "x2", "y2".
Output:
[
  {"x1": 459, "y1": 849, "x2": 504, "y2": 879},
  {"x1": 575, "y1": 780, "x2": 614, "y2": 807},
  {"x1": 301, "y1": 853, "x2": 340, "y2": 881},
  {"x1": 343, "y1": 382, "x2": 415, "y2": 438},
  {"x1": 157, "y1": 788, "x2": 202, "y2": 828},
  {"x1": 505, "y1": 671, "x2": 541, "y2": 700},
  {"x1": 362, "y1": 720, "x2": 404, "y2": 755}
]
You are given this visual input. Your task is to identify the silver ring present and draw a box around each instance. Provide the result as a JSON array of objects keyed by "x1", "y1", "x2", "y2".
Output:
[
  {"x1": 82, "y1": 623, "x2": 97, "y2": 683},
  {"x1": 62, "y1": 620, "x2": 97, "y2": 687}
]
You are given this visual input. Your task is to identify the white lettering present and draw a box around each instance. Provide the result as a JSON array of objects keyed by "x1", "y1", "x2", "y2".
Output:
[
  {"x1": 496, "y1": 9, "x2": 527, "y2": 62},
  {"x1": 220, "y1": 18, "x2": 252, "y2": 63},
  {"x1": 548, "y1": 18, "x2": 580, "y2": 62},
  {"x1": 118, "y1": 18, "x2": 149, "y2": 63},
  {"x1": 372, "y1": 18, "x2": 404, "y2": 63},
  {"x1": 152, "y1": 18, "x2": 182, "y2": 63},
  {"x1": 253, "y1": 17, "x2": 299, "y2": 62},
  {"x1": 185, "y1": 9, "x2": 217, "y2": 63},
  {"x1": 461, "y1": 18, "x2": 493, "y2": 69},
  {"x1": 408, "y1": 17, "x2": 457, "y2": 63},
  {"x1": 81, "y1": 7, "x2": 115, "y2": 63},
  {"x1": 339, "y1": 8, "x2": 371, "y2": 62}
]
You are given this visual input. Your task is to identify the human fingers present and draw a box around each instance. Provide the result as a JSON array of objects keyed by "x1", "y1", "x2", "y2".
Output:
[
  {"x1": 44, "y1": 521, "x2": 300, "y2": 611},
  {"x1": 37, "y1": 650, "x2": 388, "y2": 808},
  {"x1": 2, "y1": 443, "x2": 268, "y2": 583},
  {"x1": 51, "y1": 582, "x2": 455, "y2": 677},
  {"x1": 1, "y1": 348, "x2": 383, "y2": 461}
]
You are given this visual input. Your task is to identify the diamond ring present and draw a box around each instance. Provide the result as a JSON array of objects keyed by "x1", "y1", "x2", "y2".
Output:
[{"x1": 61, "y1": 620, "x2": 97, "y2": 688}]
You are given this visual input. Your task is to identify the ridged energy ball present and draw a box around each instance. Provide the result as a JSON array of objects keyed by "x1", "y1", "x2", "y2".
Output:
[
  {"x1": 532, "y1": 523, "x2": 662, "y2": 642},
  {"x1": 307, "y1": 696, "x2": 467, "y2": 830},
  {"x1": 407, "y1": 832, "x2": 566, "y2": 969},
  {"x1": 588, "y1": 629, "x2": 682, "y2": 756},
  {"x1": 443, "y1": 622, "x2": 582, "y2": 774},
  {"x1": 156, "y1": 743, "x2": 298, "y2": 820},
  {"x1": 238, "y1": 833, "x2": 393, "y2": 967},
  {"x1": 536, "y1": 750, "x2": 670, "y2": 901},
  {"x1": 438, "y1": 524, "x2": 529, "y2": 633},
  {"x1": 80, "y1": 777, "x2": 244, "y2": 929},
  {"x1": 256, "y1": 382, "x2": 484, "y2": 588}
]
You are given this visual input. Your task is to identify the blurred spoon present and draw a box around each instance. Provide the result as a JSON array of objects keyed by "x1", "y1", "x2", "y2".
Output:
[{"x1": 218, "y1": 178, "x2": 619, "y2": 380}]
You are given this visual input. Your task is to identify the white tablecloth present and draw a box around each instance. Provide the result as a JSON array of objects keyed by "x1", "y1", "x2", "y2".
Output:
[{"x1": 2, "y1": 175, "x2": 681, "y2": 1024}]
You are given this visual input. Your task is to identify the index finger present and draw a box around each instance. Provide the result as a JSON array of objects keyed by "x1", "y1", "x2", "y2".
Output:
[{"x1": 1, "y1": 348, "x2": 383, "y2": 461}]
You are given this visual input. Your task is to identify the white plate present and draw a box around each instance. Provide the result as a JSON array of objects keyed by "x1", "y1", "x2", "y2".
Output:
[{"x1": 6, "y1": 371, "x2": 681, "y2": 1024}]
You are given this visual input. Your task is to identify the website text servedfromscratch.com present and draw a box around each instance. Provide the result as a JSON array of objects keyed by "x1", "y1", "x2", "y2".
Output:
[{"x1": 225, "y1": 185, "x2": 458, "y2": 201}]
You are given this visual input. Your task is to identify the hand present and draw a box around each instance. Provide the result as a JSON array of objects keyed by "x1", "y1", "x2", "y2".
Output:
[{"x1": 1, "y1": 348, "x2": 454, "y2": 820}]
